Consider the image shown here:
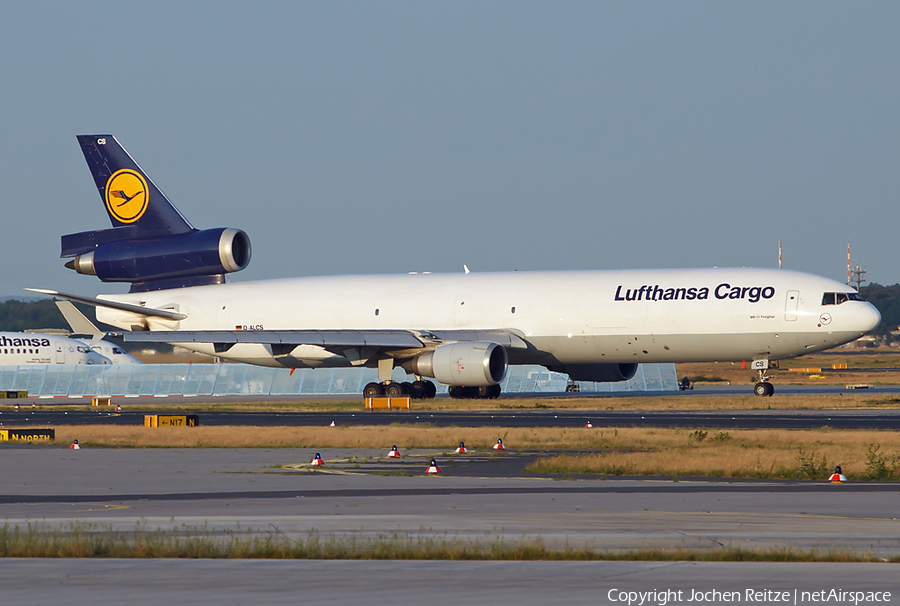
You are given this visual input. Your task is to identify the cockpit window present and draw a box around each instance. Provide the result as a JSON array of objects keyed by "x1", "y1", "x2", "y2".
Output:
[
  {"x1": 822, "y1": 292, "x2": 864, "y2": 305},
  {"x1": 113, "y1": 347, "x2": 124, "y2": 354},
  {"x1": 77, "y1": 346, "x2": 91, "y2": 353}
]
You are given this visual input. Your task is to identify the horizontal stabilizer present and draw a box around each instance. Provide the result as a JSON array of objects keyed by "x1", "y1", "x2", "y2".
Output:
[
  {"x1": 26, "y1": 288, "x2": 187, "y2": 321},
  {"x1": 61, "y1": 226, "x2": 145, "y2": 258}
]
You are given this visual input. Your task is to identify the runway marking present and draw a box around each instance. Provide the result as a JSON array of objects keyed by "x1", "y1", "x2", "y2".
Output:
[
  {"x1": 4, "y1": 480, "x2": 900, "y2": 506},
  {"x1": 73, "y1": 503, "x2": 131, "y2": 512},
  {"x1": 600, "y1": 508, "x2": 900, "y2": 523}
]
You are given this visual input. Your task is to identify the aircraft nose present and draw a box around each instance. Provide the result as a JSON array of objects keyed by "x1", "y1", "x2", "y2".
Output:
[{"x1": 864, "y1": 303, "x2": 882, "y2": 333}]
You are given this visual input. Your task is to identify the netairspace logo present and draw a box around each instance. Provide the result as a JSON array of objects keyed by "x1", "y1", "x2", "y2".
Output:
[{"x1": 606, "y1": 588, "x2": 892, "y2": 606}]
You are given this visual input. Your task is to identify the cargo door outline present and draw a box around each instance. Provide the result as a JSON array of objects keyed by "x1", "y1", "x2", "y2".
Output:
[{"x1": 785, "y1": 290, "x2": 799, "y2": 321}]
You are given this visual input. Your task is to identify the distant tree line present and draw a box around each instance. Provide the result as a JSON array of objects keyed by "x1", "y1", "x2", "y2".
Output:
[
  {"x1": 859, "y1": 283, "x2": 900, "y2": 339},
  {"x1": 0, "y1": 299, "x2": 74, "y2": 332},
  {"x1": 0, "y1": 298, "x2": 163, "y2": 353}
]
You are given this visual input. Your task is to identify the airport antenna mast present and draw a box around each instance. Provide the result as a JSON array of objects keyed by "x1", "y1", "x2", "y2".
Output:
[
  {"x1": 847, "y1": 239, "x2": 867, "y2": 291},
  {"x1": 778, "y1": 241, "x2": 782, "y2": 269}
]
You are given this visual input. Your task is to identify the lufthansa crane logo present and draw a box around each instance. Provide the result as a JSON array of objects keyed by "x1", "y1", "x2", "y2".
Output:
[{"x1": 105, "y1": 169, "x2": 148, "y2": 223}]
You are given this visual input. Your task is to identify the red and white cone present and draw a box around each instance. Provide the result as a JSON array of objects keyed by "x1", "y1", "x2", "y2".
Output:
[
  {"x1": 15, "y1": 404, "x2": 19, "y2": 412},
  {"x1": 387, "y1": 445, "x2": 401, "y2": 458},
  {"x1": 585, "y1": 421, "x2": 593, "y2": 428},
  {"x1": 455, "y1": 441, "x2": 468, "y2": 454},
  {"x1": 116, "y1": 405, "x2": 122, "y2": 412},
  {"x1": 492, "y1": 438, "x2": 505, "y2": 451},
  {"x1": 426, "y1": 458, "x2": 442, "y2": 474},
  {"x1": 70, "y1": 439, "x2": 81, "y2": 450},
  {"x1": 310, "y1": 453, "x2": 325, "y2": 466},
  {"x1": 329, "y1": 420, "x2": 336, "y2": 427},
  {"x1": 829, "y1": 465, "x2": 847, "y2": 483}
]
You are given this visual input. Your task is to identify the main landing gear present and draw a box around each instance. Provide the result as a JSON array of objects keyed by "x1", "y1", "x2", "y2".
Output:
[
  {"x1": 363, "y1": 380, "x2": 437, "y2": 399},
  {"x1": 448, "y1": 385, "x2": 501, "y2": 399}
]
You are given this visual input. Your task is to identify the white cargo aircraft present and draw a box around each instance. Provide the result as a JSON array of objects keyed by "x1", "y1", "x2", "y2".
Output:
[{"x1": 29, "y1": 135, "x2": 881, "y2": 398}]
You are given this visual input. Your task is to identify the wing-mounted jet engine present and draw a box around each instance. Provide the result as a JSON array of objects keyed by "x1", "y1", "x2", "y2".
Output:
[{"x1": 61, "y1": 135, "x2": 250, "y2": 293}]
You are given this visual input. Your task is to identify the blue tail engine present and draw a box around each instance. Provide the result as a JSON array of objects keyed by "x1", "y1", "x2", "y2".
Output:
[{"x1": 62, "y1": 135, "x2": 251, "y2": 292}]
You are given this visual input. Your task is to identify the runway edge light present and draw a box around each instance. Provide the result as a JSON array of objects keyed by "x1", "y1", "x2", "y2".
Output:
[
  {"x1": 426, "y1": 459, "x2": 442, "y2": 474},
  {"x1": 455, "y1": 441, "x2": 468, "y2": 454},
  {"x1": 311, "y1": 453, "x2": 325, "y2": 466},
  {"x1": 493, "y1": 438, "x2": 504, "y2": 451},
  {"x1": 387, "y1": 445, "x2": 401, "y2": 458}
]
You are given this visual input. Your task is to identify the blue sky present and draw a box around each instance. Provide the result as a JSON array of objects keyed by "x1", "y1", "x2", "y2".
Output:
[{"x1": 1, "y1": 1, "x2": 898, "y2": 298}]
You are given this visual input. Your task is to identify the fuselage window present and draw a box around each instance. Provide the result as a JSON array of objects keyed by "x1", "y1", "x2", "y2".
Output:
[{"x1": 511, "y1": 306, "x2": 516, "y2": 314}]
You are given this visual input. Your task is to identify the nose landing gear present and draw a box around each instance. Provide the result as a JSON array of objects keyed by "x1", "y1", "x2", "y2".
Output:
[
  {"x1": 754, "y1": 380, "x2": 775, "y2": 397},
  {"x1": 752, "y1": 359, "x2": 775, "y2": 397}
]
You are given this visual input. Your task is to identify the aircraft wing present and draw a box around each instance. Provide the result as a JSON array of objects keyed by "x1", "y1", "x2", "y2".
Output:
[
  {"x1": 122, "y1": 329, "x2": 424, "y2": 349},
  {"x1": 121, "y1": 328, "x2": 528, "y2": 353}
]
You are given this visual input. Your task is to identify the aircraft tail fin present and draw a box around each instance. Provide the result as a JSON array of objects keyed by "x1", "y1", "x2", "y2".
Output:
[
  {"x1": 55, "y1": 301, "x2": 105, "y2": 346},
  {"x1": 61, "y1": 135, "x2": 250, "y2": 293},
  {"x1": 76, "y1": 135, "x2": 194, "y2": 236}
]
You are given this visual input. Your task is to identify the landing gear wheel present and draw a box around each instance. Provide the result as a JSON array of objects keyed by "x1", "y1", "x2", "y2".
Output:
[
  {"x1": 477, "y1": 385, "x2": 501, "y2": 399},
  {"x1": 364, "y1": 382, "x2": 384, "y2": 398},
  {"x1": 385, "y1": 382, "x2": 405, "y2": 397},
  {"x1": 423, "y1": 380, "x2": 437, "y2": 399},
  {"x1": 411, "y1": 380, "x2": 435, "y2": 399},
  {"x1": 754, "y1": 382, "x2": 774, "y2": 397},
  {"x1": 448, "y1": 385, "x2": 466, "y2": 399},
  {"x1": 409, "y1": 381, "x2": 425, "y2": 399}
]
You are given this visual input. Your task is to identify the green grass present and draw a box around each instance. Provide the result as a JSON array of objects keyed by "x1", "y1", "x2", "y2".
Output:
[{"x1": 0, "y1": 523, "x2": 896, "y2": 562}]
